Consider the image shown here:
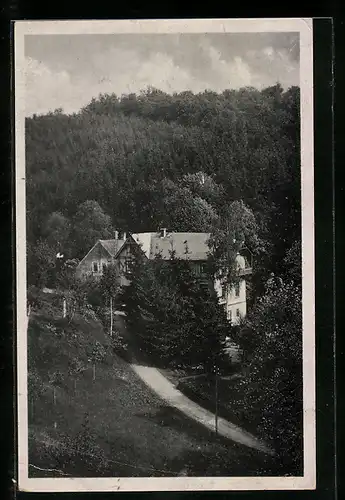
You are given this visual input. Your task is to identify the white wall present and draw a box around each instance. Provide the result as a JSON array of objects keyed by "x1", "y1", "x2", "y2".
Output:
[{"x1": 214, "y1": 277, "x2": 247, "y2": 325}]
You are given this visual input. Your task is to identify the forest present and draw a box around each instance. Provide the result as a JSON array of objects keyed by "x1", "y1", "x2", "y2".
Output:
[
  {"x1": 26, "y1": 83, "x2": 300, "y2": 291},
  {"x1": 26, "y1": 83, "x2": 303, "y2": 473}
]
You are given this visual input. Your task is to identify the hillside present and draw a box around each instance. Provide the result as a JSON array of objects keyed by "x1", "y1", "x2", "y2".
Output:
[
  {"x1": 27, "y1": 291, "x2": 276, "y2": 477},
  {"x1": 26, "y1": 85, "x2": 300, "y2": 291}
]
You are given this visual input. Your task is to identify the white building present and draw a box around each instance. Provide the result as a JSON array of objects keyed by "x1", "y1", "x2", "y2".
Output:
[{"x1": 76, "y1": 229, "x2": 252, "y2": 325}]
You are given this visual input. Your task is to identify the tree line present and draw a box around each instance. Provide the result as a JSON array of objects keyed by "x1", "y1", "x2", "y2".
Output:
[{"x1": 26, "y1": 83, "x2": 300, "y2": 291}]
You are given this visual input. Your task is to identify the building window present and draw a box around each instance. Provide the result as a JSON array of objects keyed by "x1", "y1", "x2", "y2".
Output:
[
  {"x1": 235, "y1": 282, "x2": 240, "y2": 297},
  {"x1": 102, "y1": 263, "x2": 107, "y2": 273},
  {"x1": 193, "y1": 263, "x2": 200, "y2": 276},
  {"x1": 200, "y1": 262, "x2": 207, "y2": 275},
  {"x1": 236, "y1": 308, "x2": 240, "y2": 318},
  {"x1": 125, "y1": 259, "x2": 132, "y2": 274},
  {"x1": 92, "y1": 262, "x2": 99, "y2": 273},
  {"x1": 228, "y1": 309, "x2": 232, "y2": 323}
]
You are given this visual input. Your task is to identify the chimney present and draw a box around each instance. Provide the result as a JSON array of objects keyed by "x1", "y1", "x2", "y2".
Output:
[
  {"x1": 160, "y1": 228, "x2": 167, "y2": 238},
  {"x1": 116, "y1": 231, "x2": 127, "y2": 240}
]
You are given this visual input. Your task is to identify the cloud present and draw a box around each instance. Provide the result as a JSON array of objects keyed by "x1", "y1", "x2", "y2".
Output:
[
  {"x1": 24, "y1": 40, "x2": 299, "y2": 116},
  {"x1": 200, "y1": 42, "x2": 254, "y2": 89},
  {"x1": 25, "y1": 57, "x2": 73, "y2": 115}
]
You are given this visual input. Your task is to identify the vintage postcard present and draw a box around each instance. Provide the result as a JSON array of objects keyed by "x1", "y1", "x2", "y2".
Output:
[{"x1": 15, "y1": 18, "x2": 315, "y2": 492}]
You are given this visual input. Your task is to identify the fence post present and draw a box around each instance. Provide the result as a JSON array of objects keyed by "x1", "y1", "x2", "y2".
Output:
[
  {"x1": 110, "y1": 296, "x2": 113, "y2": 337},
  {"x1": 215, "y1": 365, "x2": 219, "y2": 435}
]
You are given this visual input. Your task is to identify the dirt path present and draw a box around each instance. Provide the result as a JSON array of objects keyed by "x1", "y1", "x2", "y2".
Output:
[
  {"x1": 129, "y1": 361, "x2": 273, "y2": 456},
  {"x1": 114, "y1": 314, "x2": 274, "y2": 456}
]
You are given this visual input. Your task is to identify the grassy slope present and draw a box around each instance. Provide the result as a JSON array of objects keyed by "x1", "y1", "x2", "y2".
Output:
[
  {"x1": 167, "y1": 365, "x2": 302, "y2": 476},
  {"x1": 28, "y1": 292, "x2": 277, "y2": 478},
  {"x1": 175, "y1": 375, "x2": 262, "y2": 438}
]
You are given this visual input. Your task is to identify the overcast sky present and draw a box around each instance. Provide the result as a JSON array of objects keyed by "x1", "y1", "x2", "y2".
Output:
[{"x1": 24, "y1": 32, "x2": 299, "y2": 116}]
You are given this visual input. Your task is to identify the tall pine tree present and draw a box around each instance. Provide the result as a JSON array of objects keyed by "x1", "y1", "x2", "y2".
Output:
[{"x1": 122, "y1": 249, "x2": 228, "y2": 371}]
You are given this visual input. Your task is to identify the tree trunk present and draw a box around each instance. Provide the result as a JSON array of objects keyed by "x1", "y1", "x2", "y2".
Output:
[
  {"x1": 93, "y1": 363, "x2": 96, "y2": 381},
  {"x1": 215, "y1": 369, "x2": 219, "y2": 435},
  {"x1": 63, "y1": 298, "x2": 67, "y2": 318},
  {"x1": 68, "y1": 304, "x2": 76, "y2": 324},
  {"x1": 110, "y1": 296, "x2": 113, "y2": 337}
]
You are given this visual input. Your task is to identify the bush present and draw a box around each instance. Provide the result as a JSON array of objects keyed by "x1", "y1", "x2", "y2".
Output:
[
  {"x1": 71, "y1": 413, "x2": 110, "y2": 473},
  {"x1": 28, "y1": 369, "x2": 45, "y2": 401},
  {"x1": 123, "y1": 254, "x2": 229, "y2": 372},
  {"x1": 27, "y1": 285, "x2": 42, "y2": 310},
  {"x1": 111, "y1": 333, "x2": 130, "y2": 359},
  {"x1": 238, "y1": 279, "x2": 303, "y2": 473}
]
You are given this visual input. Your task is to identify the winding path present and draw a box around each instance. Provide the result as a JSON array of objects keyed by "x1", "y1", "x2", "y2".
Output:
[
  {"x1": 129, "y1": 361, "x2": 274, "y2": 456},
  {"x1": 114, "y1": 313, "x2": 274, "y2": 457}
]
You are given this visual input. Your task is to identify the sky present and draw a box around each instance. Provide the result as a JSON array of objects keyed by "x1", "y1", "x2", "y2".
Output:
[{"x1": 24, "y1": 32, "x2": 299, "y2": 116}]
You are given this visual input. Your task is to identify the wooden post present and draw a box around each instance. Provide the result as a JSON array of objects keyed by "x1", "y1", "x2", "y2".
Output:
[
  {"x1": 62, "y1": 298, "x2": 67, "y2": 318},
  {"x1": 110, "y1": 296, "x2": 113, "y2": 337},
  {"x1": 93, "y1": 363, "x2": 96, "y2": 381},
  {"x1": 74, "y1": 379, "x2": 77, "y2": 397},
  {"x1": 53, "y1": 387, "x2": 57, "y2": 429},
  {"x1": 215, "y1": 362, "x2": 219, "y2": 435}
]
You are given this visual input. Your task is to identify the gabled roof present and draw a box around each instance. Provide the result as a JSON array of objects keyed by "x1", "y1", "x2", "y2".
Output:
[
  {"x1": 130, "y1": 232, "x2": 212, "y2": 261},
  {"x1": 99, "y1": 239, "x2": 126, "y2": 257},
  {"x1": 78, "y1": 232, "x2": 248, "y2": 270},
  {"x1": 76, "y1": 238, "x2": 126, "y2": 268}
]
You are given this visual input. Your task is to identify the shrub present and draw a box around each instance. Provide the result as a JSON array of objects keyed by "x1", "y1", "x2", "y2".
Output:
[
  {"x1": 238, "y1": 279, "x2": 303, "y2": 472},
  {"x1": 123, "y1": 253, "x2": 229, "y2": 372}
]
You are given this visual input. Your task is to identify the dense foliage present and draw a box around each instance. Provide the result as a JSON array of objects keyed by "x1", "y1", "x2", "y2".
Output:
[
  {"x1": 234, "y1": 275, "x2": 303, "y2": 471},
  {"x1": 122, "y1": 251, "x2": 229, "y2": 372},
  {"x1": 26, "y1": 84, "x2": 303, "y2": 472},
  {"x1": 26, "y1": 84, "x2": 300, "y2": 289}
]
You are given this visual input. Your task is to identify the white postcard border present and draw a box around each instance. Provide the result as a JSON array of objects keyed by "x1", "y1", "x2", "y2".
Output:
[{"x1": 15, "y1": 18, "x2": 315, "y2": 492}]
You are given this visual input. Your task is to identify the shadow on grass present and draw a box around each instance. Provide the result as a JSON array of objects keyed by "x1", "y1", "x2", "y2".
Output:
[
  {"x1": 133, "y1": 404, "x2": 219, "y2": 437},
  {"x1": 132, "y1": 405, "x2": 280, "y2": 473},
  {"x1": 164, "y1": 446, "x2": 280, "y2": 477}
]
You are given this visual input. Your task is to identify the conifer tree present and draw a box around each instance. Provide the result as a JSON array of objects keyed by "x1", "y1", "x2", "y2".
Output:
[{"x1": 122, "y1": 249, "x2": 229, "y2": 371}]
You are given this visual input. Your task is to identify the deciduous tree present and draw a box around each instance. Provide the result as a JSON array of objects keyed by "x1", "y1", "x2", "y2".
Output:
[
  {"x1": 237, "y1": 278, "x2": 303, "y2": 471},
  {"x1": 72, "y1": 200, "x2": 113, "y2": 259}
]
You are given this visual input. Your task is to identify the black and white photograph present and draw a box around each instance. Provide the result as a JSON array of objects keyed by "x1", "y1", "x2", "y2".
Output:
[{"x1": 15, "y1": 19, "x2": 315, "y2": 492}]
